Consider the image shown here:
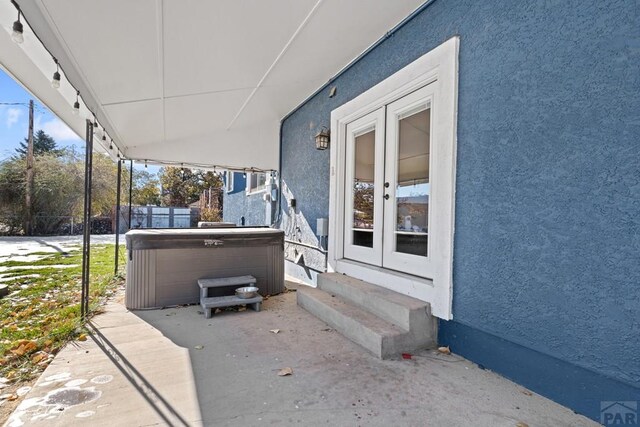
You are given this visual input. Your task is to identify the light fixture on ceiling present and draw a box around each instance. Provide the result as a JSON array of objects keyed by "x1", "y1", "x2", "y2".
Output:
[
  {"x1": 109, "y1": 139, "x2": 113, "y2": 150},
  {"x1": 315, "y1": 127, "x2": 330, "y2": 150},
  {"x1": 11, "y1": 10, "x2": 23, "y2": 44},
  {"x1": 72, "y1": 91, "x2": 80, "y2": 115},
  {"x1": 51, "y1": 60, "x2": 61, "y2": 89},
  {"x1": 145, "y1": 160, "x2": 148, "y2": 169}
]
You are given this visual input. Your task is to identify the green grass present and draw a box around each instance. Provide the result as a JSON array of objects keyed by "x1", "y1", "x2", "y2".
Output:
[{"x1": 0, "y1": 244, "x2": 126, "y2": 382}]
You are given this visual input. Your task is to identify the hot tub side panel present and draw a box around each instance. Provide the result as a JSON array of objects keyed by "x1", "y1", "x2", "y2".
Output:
[{"x1": 125, "y1": 249, "x2": 157, "y2": 309}]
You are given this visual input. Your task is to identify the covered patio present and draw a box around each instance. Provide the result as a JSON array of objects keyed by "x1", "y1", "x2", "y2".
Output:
[
  {"x1": 0, "y1": 0, "x2": 441, "y2": 318},
  {"x1": 3, "y1": 0, "x2": 637, "y2": 425}
]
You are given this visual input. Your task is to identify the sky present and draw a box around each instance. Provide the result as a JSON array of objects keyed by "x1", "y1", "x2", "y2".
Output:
[{"x1": 0, "y1": 69, "x2": 159, "y2": 174}]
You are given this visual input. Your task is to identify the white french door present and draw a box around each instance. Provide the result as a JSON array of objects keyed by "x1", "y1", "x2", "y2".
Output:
[
  {"x1": 382, "y1": 84, "x2": 434, "y2": 278},
  {"x1": 343, "y1": 84, "x2": 435, "y2": 279},
  {"x1": 343, "y1": 108, "x2": 385, "y2": 265}
]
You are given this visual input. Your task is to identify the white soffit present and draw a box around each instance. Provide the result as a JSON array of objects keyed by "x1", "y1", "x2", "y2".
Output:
[{"x1": 9, "y1": 0, "x2": 425, "y2": 170}]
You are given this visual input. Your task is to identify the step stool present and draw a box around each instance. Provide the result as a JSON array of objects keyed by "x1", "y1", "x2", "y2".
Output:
[{"x1": 197, "y1": 275, "x2": 262, "y2": 319}]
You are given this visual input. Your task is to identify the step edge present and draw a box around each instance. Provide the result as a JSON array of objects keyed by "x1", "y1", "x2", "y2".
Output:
[
  {"x1": 319, "y1": 273, "x2": 430, "y2": 311},
  {"x1": 297, "y1": 287, "x2": 407, "y2": 336}
]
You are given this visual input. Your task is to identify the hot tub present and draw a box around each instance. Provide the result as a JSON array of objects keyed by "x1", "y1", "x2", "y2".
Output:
[{"x1": 125, "y1": 228, "x2": 284, "y2": 309}]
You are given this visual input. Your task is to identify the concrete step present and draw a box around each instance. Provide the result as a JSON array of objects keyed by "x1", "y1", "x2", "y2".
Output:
[
  {"x1": 297, "y1": 286, "x2": 433, "y2": 359},
  {"x1": 318, "y1": 273, "x2": 433, "y2": 333}
]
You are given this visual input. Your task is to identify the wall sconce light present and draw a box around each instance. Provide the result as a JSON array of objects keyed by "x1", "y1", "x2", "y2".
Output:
[{"x1": 315, "y1": 128, "x2": 330, "y2": 150}]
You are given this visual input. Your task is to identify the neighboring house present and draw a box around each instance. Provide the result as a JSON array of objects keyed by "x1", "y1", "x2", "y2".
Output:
[
  {"x1": 223, "y1": 0, "x2": 640, "y2": 422},
  {"x1": 223, "y1": 171, "x2": 273, "y2": 226}
]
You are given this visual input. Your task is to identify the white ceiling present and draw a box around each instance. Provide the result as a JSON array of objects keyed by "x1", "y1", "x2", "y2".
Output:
[{"x1": 9, "y1": 0, "x2": 425, "y2": 170}]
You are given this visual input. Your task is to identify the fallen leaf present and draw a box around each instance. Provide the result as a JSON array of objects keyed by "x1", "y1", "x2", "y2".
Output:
[
  {"x1": 515, "y1": 422, "x2": 529, "y2": 427},
  {"x1": 77, "y1": 334, "x2": 87, "y2": 342},
  {"x1": 401, "y1": 353, "x2": 412, "y2": 360},
  {"x1": 277, "y1": 367, "x2": 293, "y2": 376},
  {"x1": 194, "y1": 345, "x2": 204, "y2": 350},
  {"x1": 238, "y1": 307, "x2": 247, "y2": 312},
  {"x1": 521, "y1": 390, "x2": 532, "y2": 396},
  {"x1": 11, "y1": 340, "x2": 38, "y2": 356},
  {"x1": 31, "y1": 352, "x2": 47, "y2": 364},
  {"x1": 437, "y1": 346, "x2": 451, "y2": 355},
  {"x1": 269, "y1": 329, "x2": 280, "y2": 334},
  {"x1": 7, "y1": 394, "x2": 18, "y2": 401}
]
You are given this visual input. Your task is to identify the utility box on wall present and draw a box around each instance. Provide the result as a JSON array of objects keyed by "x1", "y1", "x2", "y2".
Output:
[{"x1": 317, "y1": 218, "x2": 328, "y2": 237}]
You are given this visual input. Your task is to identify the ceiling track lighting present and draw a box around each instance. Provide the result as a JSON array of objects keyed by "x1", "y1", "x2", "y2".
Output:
[
  {"x1": 144, "y1": 160, "x2": 148, "y2": 169},
  {"x1": 72, "y1": 90, "x2": 80, "y2": 115},
  {"x1": 51, "y1": 60, "x2": 61, "y2": 89},
  {"x1": 109, "y1": 139, "x2": 113, "y2": 150},
  {"x1": 12, "y1": 10, "x2": 23, "y2": 44}
]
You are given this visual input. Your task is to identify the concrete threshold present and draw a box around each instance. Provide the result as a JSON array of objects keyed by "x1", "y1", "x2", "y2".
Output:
[{"x1": 5, "y1": 287, "x2": 597, "y2": 427}]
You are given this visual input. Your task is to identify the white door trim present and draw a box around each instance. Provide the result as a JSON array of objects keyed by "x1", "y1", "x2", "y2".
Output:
[{"x1": 328, "y1": 36, "x2": 459, "y2": 320}]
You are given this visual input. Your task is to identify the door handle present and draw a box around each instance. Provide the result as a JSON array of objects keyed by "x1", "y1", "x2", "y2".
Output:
[{"x1": 384, "y1": 194, "x2": 390, "y2": 200}]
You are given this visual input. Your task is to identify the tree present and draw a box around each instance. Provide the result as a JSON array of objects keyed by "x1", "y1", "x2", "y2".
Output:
[
  {"x1": 0, "y1": 152, "x2": 84, "y2": 234},
  {"x1": 159, "y1": 167, "x2": 222, "y2": 207},
  {"x1": 353, "y1": 182, "x2": 375, "y2": 228},
  {"x1": 132, "y1": 170, "x2": 161, "y2": 206},
  {"x1": 0, "y1": 150, "x2": 141, "y2": 235},
  {"x1": 14, "y1": 130, "x2": 62, "y2": 157}
]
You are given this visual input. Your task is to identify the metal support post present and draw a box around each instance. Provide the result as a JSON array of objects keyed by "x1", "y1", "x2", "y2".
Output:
[
  {"x1": 114, "y1": 159, "x2": 122, "y2": 275},
  {"x1": 81, "y1": 119, "x2": 94, "y2": 319}
]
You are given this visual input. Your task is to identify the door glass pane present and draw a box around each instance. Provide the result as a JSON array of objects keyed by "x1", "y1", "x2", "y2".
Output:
[
  {"x1": 352, "y1": 129, "x2": 376, "y2": 247},
  {"x1": 395, "y1": 108, "x2": 430, "y2": 257}
]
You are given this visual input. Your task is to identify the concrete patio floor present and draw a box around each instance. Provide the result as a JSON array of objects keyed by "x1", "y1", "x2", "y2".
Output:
[{"x1": 5, "y1": 287, "x2": 596, "y2": 427}]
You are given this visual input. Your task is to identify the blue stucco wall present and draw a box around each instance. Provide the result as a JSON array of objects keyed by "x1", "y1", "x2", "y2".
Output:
[
  {"x1": 225, "y1": 0, "x2": 640, "y2": 418},
  {"x1": 226, "y1": 0, "x2": 640, "y2": 418},
  {"x1": 222, "y1": 172, "x2": 266, "y2": 226}
]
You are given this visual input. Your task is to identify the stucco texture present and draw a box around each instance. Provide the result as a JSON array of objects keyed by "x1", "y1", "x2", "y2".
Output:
[{"x1": 277, "y1": 0, "x2": 640, "y2": 389}]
